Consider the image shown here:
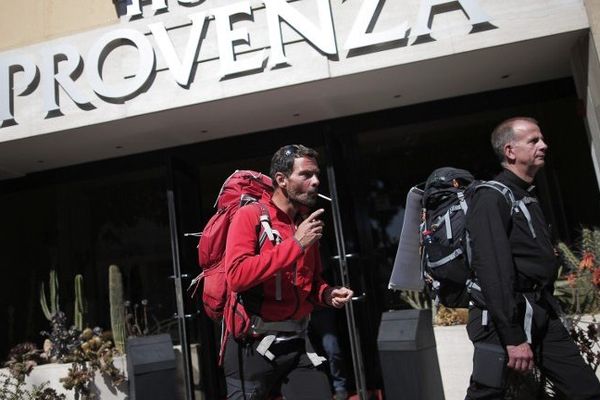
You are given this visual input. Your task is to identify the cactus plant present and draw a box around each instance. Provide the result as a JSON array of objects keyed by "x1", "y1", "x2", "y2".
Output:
[
  {"x1": 73, "y1": 274, "x2": 85, "y2": 331},
  {"x1": 109, "y1": 265, "x2": 126, "y2": 353},
  {"x1": 555, "y1": 227, "x2": 600, "y2": 314},
  {"x1": 40, "y1": 270, "x2": 60, "y2": 321}
]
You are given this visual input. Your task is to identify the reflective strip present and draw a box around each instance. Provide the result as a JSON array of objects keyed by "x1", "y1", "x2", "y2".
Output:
[
  {"x1": 521, "y1": 196, "x2": 538, "y2": 205},
  {"x1": 517, "y1": 201, "x2": 536, "y2": 239},
  {"x1": 256, "y1": 334, "x2": 277, "y2": 361},
  {"x1": 261, "y1": 215, "x2": 275, "y2": 241},
  {"x1": 457, "y1": 191, "x2": 468, "y2": 214},
  {"x1": 274, "y1": 334, "x2": 301, "y2": 342},
  {"x1": 258, "y1": 230, "x2": 268, "y2": 248},
  {"x1": 427, "y1": 248, "x2": 463, "y2": 268},
  {"x1": 448, "y1": 204, "x2": 463, "y2": 213},
  {"x1": 524, "y1": 296, "x2": 533, "y2": 344},
  {"x1": 432, "y1": 205, "x2": 461, "y2": 230},
  {"x1": 444, "y1": 211, "x2": 452, "y2": 240},
  {"x1": 482, "y1": 310, "x2": 488, "y2": 326},
  {"x1": 479, "y1": 181, "x2": 514, "y2": 203},
  {"x1": 307, "y1": 352, "x2": 326, "y2": 367},
  {"x1": 258, "y1": 229, "x2": 282, "y2": 249},
  {"x1": 481, "y1": 181, "x2": 537, "y2": 238},
  {"x1": 466, "y1": 278, "x2": 481, "y2": 292}
]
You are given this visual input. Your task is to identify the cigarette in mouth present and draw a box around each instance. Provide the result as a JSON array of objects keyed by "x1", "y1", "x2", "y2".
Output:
[{"x1": 318, "y1": 193, "x2": 332, "y2": 202}]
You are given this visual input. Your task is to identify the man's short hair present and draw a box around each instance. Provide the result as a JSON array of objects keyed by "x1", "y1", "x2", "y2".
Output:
[
  {"x1": 491, "y1": 117, "x2": 539, "y2": 163},
  {"x1": 270, "y1": 144, "x2": 319, "y2": 186}
]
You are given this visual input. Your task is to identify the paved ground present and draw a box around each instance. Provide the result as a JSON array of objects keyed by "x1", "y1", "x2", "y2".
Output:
[{"x1": 434, "y1": 324, "x2": 473, "y2": 400}]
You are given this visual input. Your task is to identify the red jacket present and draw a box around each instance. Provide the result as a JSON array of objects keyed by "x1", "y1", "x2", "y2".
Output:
[{"x1": 224, "y1": 192, "x2": 330, "y2": 322}]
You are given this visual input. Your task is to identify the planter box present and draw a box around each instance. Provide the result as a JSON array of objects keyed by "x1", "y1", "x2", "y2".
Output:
[
  {"x1": 0, "y1": 356, "x2": 128, "y2": 400},
  {"x1": 0, "y1": 343, "x2": 203, "y2": 400}
]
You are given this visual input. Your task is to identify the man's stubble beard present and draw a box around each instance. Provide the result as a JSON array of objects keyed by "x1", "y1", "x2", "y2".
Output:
[{"x1": 288, "y1": 190, "x2": 318, "y2": 209}]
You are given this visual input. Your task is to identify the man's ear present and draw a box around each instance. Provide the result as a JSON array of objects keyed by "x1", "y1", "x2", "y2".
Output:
[
  {"x1": 275, "y1": 172, "x2": 287, "y2": 189},
  {"x1": 504, "y1": 142, "x2": 515, "y2": 164}
]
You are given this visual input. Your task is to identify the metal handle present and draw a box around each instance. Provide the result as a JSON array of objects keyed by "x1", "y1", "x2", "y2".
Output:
[
  {"x1": 331, "y1": 253, "x2": 359, "y2": 260},
  {"x1": 169, "y1": 274, "x2": 190, "y2": 280},
  {"x1": 184, "y1": 232, "x2": 202, "y2": 237},
  {"x1": 351, "y1": 293, "x2": 366, "y2": 302},
  {"x1": 173, "y1": 313, "x2": 193, "y2": 319}
]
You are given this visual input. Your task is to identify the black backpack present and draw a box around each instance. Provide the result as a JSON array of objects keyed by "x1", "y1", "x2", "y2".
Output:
[{"x1": 420, "y1": 167, "x2": 537, "y2": 308}]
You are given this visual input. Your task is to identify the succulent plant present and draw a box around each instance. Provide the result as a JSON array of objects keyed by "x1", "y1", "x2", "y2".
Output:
[{"x1": 40, "y1": 311, "x2": 82, "y2": 363}]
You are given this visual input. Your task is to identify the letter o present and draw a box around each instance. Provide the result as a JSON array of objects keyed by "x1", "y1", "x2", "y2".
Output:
[{"x1": 86, "y1": 29, "x2": 155, "y2": 99}]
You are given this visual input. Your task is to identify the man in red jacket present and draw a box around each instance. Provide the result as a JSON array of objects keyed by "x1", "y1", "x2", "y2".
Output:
[{"x1": 223, "y1": 144, "x2": 353, "y2": 400}]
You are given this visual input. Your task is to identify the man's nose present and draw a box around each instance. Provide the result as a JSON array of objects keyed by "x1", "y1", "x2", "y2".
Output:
[
  {"x1": 539, "y1": 139, "x2": 548, "y2": 151},
  {"x1": 311, "y1": 175, "x2": 320, "y2": 187}
]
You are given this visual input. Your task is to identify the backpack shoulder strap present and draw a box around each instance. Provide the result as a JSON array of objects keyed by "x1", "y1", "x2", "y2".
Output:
[
  {"x1": 252, "y1": 202, "x2": 282, "y2": 248},
  {"x1": 476, "y1": 180, "x2": 516, "y2": 206},
  {"x1": 476, "y1": 180, "x2": 536, "y2": 238},
  {"x1": 254, "y1": 202, "x2": 283, "y2": 302}
]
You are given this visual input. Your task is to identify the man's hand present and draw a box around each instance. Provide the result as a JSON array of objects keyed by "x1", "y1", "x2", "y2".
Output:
[
  {"x1": 324, "y1": 287, "x2": 354, "y2": 308},
  {"x1": 294, "y1": 209, "x2": 325, "y2": 249},
  {"x1": 506, "y1": 342, "x2": 534, "y2": 373}
]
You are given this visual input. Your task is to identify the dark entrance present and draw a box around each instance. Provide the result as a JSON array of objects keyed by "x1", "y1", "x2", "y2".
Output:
[{"x1": 1, "y1": 78, "x2": 598, "y2": 400}]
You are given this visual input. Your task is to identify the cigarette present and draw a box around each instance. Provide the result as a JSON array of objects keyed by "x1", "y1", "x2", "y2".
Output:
[{"x1": 318, "y1": 193, "x2": 332, "y2": 202}]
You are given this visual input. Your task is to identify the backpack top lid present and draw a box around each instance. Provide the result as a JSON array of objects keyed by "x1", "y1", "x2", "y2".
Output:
[
  {"x1": 423, "y1": 167, "x2": 474, "y2": 207},
  {"x1": 216, "y1": 170, "x2": 273, "y2": 210}
]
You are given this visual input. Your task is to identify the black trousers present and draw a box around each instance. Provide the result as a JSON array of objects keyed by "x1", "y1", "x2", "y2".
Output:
[
  {"x1": 465, "y1": 307, "x2": 600, "y2": 400},
  {"x1": 223, "y1": 335, "x2": 332, "y2": 400}
]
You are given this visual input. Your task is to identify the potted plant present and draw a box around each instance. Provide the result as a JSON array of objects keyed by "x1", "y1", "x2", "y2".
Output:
[{"x1": 1, "y1": 270, "x2": 127, "y2": 400}]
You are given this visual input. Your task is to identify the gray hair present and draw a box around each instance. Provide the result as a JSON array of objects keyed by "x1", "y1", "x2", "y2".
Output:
[{"x1": 491, "y1": 117, "x2": 538, "y2": 164}]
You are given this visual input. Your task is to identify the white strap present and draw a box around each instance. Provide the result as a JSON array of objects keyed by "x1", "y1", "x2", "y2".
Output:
[
  {"x1": 466, "y1": 278, "x2": 481, "y2": 292},
  {"x1": 260, "y1": 214, "x2": 275, "y2": 241},
  {"x1": 426, "y1": 248, "x2": 463, "y2": 268},
  {"x1": 256, "y1": 334, "x2": 277, "y2": 361},
  {"x1": 457, "y1": 191, "x2": 468, "y2": 214},
  {"x1": 307, "y1": 352, "x2": 326, "y2": 367},
  {"x1": 517, "y1": 201, "x2": 537, "y2": 239},
  {"x1": 444, "y1": 210, "x2": 452, "y2": 240},
  {"x1": 482, "y1": 310, "x2": 488, "y2": 326},
  {"x1": 524, "y1": 296, "x2": 533, "y2": 344}
]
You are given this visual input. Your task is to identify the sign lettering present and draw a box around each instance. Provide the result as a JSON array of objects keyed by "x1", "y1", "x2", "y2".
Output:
[{"x1": 0, "y1": 0, "x2": 493, "y2": 126}]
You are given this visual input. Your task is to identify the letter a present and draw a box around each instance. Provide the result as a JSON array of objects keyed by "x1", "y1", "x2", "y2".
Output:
[{"x1": 413, "y1": 0, "x2": 491, "y2": 39}]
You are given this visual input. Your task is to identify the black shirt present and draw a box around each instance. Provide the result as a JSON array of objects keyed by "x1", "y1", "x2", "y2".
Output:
[{"x1": 466, "y1": 169, "x2": 559, "y2": 345}]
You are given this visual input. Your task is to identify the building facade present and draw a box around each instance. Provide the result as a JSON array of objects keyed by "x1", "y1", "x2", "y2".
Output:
[{"x1": 2, "y1": 0, "x2": 600, "y2": 398}]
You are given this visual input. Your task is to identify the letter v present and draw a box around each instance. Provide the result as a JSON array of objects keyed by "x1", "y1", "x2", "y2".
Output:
[{"x1": 149, "y1": 11, "x2": 208, "y2": 87}]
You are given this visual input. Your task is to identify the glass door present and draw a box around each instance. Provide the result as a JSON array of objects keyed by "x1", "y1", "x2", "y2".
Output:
[{"x1": 166, "y1": 156, "x2": 221, "y2": 400}]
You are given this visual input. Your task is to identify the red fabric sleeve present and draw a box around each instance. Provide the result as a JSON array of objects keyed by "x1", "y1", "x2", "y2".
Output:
[{"x1": 225, "y1": 205, "x2": 304, "y2": 293}]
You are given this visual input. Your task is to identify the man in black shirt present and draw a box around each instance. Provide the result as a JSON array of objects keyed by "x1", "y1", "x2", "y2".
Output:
[{"x1": 465, "y1": 117, "x2": 600, "y2": 399}]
